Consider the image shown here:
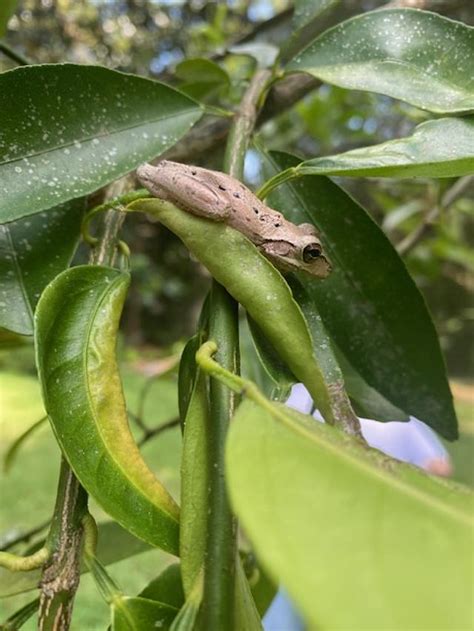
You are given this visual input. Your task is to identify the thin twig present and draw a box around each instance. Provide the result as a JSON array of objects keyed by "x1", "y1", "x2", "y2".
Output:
[
  {"x1": 138, "y1": 417, "x2": 180, "y2": 447},
  {"x1": 397, "y1": 176, "x2": 473, "y2": 255},
  {"x1": 0, "y1": 519, "x2": 50, "y2": 552},
  {"x1": 199, "y1": 68, "x2": 272, "y2": 631},
  {"x1": 39, "y1": 198, "x2": 126, "y2": 629},
  {"x1": 0, "y1": 41, "x2": 30, "y2": 65}
]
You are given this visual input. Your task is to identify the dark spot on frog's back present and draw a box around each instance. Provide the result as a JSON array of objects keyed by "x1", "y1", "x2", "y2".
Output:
[
  {"x1": 218, "y1": 184, "x2": 226, "y2": 191},
  {"x1": 233, "y1": 192, "x2": 241, "y2": 199},
  {"x1": 253, "y1": 207, "x2": 259, "y2": 214}
]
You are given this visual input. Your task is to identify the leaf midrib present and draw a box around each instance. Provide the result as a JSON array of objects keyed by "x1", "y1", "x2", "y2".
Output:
[
  {"x1": 265, "y1": 402, "x2": 472, "y2": 526},
  {"x1": 0, "y1": 107, "x2": 200, "y2": 167},
  {"x1": 82, "y1": 273, "x2": 179, "y2": 523}
]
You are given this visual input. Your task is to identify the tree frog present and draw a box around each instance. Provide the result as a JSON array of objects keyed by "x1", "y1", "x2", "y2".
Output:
[{"x1": 137, "y1": 160, "x2": 332, "y2": 278}]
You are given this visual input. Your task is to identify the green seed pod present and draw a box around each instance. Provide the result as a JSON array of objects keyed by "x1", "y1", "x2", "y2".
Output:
[{"x1": 35, "y1": 265, "x2": 179, "y2": 553}]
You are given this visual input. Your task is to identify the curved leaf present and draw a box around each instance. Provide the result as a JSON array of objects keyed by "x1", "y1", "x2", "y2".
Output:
[
  {"x1": 0, "y1": 199, "x2": 84, "y2": 334},
  {"x1": 298, "y1": 117, "x2": 474, "y2": 178},
  {"x1": 227, "y1": 399, "x2": 474, "y2": 629},
  {"x1": 35, "y1": 266, "x2": 180, "y2": 552},
  {"x1": 139, "y1": 563, "x2": 184, "y2": 609},
  {"x1": 286, "y1": 9, "x2": 474, "y2": 114},
  {"x1": 112, "y1": 596, "x2": 177, "y2": 631},
  {"x1": 129, "y1": 198, "x2": 335, "y2": 424},
  {"x1": 180, "y1": 372, "x2": 210, "y2": 596},
  {"x1": 260, "y1": 151, "x2": 457, "y2": 439},
  {"x1": 0, "y1": 64, "x2": 203, "y2": 223}
]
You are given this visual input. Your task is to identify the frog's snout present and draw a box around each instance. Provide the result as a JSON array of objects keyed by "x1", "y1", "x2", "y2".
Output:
[{"x1": 136, "y1": 163, "x2": 155, "y2": 186}]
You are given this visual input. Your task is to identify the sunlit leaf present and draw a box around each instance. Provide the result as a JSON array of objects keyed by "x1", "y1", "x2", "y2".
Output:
[
  {"x1": 286, "y1": 9, "x2": 474, "y2": 114},
  {"x1": 0, "y1": 64, "x2": 203, "y2": 222},
  {"x1": 35, "y1": 266, "x2": 180, "y2": 552},
  {"x1": 297, "y1": 117, "x2": 474, "y2": 178},
  {"x1": 227, "y1": 399, "x2": 474, "y2": 629}
]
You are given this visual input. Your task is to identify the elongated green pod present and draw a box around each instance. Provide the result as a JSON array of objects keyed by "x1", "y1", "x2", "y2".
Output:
[
  {"x1": 180, "y1": 371, "x2": 210, "y2": 596},
  {"x1": 35, "y1": 265, "x2": 179, "y2": 554},
  {"x1": 129, "y1": 199, "x2": 334, "y2": 424}
]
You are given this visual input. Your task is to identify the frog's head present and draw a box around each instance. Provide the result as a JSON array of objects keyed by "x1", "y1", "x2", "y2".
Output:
[{"x1": 260, "y1": 222, "x2": 332, "y2": 278}]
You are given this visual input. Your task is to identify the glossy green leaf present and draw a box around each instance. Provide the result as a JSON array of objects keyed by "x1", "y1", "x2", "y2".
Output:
[
  {"x1": 246, "y1": 315, "x2": 295, "y2": 398},
  {"x1": 129, "y1": 198, "x2": 334, "y2": 424},
  {"x1": 290, "y1": 276, "x2": 407, "y2": 423},
  {"x1": 0, "y1": 521, "x2": 151, "y2": 597},
  {"x1": 112, "y1": 596, "x2": 177, "y2": 631},
  {"x1": 261, "y1": 151, "x2": 457, "y2": 439},
  {"x1": 335, "y1": 349, "x2": 408, "y2": 422},
  {"x1": 35, "y1": 266, "x2": 180, "y2": 552},
  {"x1": 286, "y1": 9, "x2": 474, "y2": 114},
  {"x1": 227, "y1": 399, "x2": 474, "y2": 629},
  {"x1": 0, "y1": 0, "x2": 17, "y2": 36},
  {"x1": 0, "y1": 199, "x2": 84, "y2": 334},
  {"x1": 139, "y1": 563, "x2": 184, "y2": 610},
  {"x1": 180, "y1": 372, "x2": 210, "y2": 596},
  {"x1": 0, "y1": 64, "x2": 203, "y2": 223},
  {"x1": 297, "y1": 117, "x2": 474, "y2": 178}
]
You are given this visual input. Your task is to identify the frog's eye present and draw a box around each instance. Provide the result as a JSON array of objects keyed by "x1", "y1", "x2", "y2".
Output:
[{"x1": 303, "y1": 243, "x2": 322, "y2": 263}]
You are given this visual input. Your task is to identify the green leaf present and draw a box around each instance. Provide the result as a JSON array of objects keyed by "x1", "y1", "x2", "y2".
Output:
[
  {"x1": 260, "y1": 151, "x2": 457, "y2": 439},
  {"x1": 180, "y1": 372, "x2": 210, "y2": 596},
  {"x1": 290, "y1": 276, "x2": 408, "y2": 422},
  {"x1": 0, "y1": 597, "x2": 39, "y2": 630},
  {"x1": 112, "y1": 596, "x2": 177, "y2": 631},
  {"x1": 297, "y1": 117, "x2": 474, "y2": 178},
  {"x1": 0, "y1": 0, "x2": 17, "y2": 36},
  {"x1": 286, "y1": 9, "x2": 474, "y2": 114},
  {"x1": 129, "y1": 199, "x2": 335, "y2": 424},
  {"x1": 0, "y1": 64, "x2": 203, "y2": 223},
  {"x1": 0, "y1": 521, "x2": 151, "y2": 597},
  {"x1": 293, "y1": 0, "x2": 339, "y2": 28},
  {"x1": 334, "y1": 349, "x2": 408, "y2": 422},
  {"x1": 234, "y1": 561, "x2": 263, "y2": 631},
  {"x1": 0, "y1": 199, "x2": 84, "y2": 335},
  {"x1": 35, "y1": 266, "x2": 180, "y2": 552},
  {"x1": 246, "y1": 315, "x2": 295, "y2": 398},
  {"x1": 139, "y1": 563, "x2": 185, "y2": 610},
  {"x1": 175, "y1": 58, "x2": 229, "y2": 85},
  {"x1": 226, "y1": 399, "x2": 474, "y2": 629},
  {"x1": 169, "y1": 574, "x2": 203, "y2": 631}
]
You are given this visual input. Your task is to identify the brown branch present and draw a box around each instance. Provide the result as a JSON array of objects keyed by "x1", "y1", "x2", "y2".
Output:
[
  {"x1": 39, "y1": 191, "x2": 127, "y2": 629},
  {"x1": 397, "y1": 176, "x2": 473, "y2": 255},
  {"x1": 138, "y1": 417, "x2": 180, "y2": 446}
]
